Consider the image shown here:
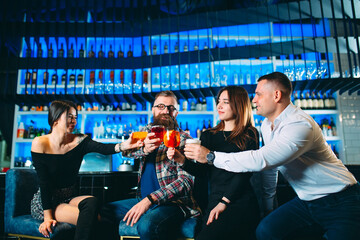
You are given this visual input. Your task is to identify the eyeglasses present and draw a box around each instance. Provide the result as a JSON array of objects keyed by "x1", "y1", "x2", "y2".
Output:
[{"x1": 154, "y1": 104, "x2": 177, "y2": 112}]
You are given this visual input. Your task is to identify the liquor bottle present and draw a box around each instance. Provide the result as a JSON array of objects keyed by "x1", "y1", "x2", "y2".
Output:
[
  {"x1": 93, "y1": 122, "x2": 99, "y2": 139},
  {"x1": 98, "y1": 121, "x2": 105, "y2": 139},
  {"x1": 37, "y1": 43, "x2": 43, "y2": 58},
  {"x1": 190, "y1": 101, "x2": 196, "y2": 111},
  {"x1": 152, "y1": 43, "x2": 157, "y2": 55},
  {"x1": 61, "y1": 72, "x2": 67, "y2": 85},
  {"x1": 111, "y1": 116, "x2": 118, "y2": 139},
  {"x1": 194, "y1": 64, "x2": 200, "y2": 88},
  {"x1": 58, "y1": 43, "x2": 64, "y2": 58},
  {"x1": 127, "y1": 45, "x2": 133, "y2": 57},
  {"x1": 233, "y1": 71, "x2": 239, "y2": 85},
  {"x1": 120, "y1": 70, "x2": 125, "y2": 85},
  {"x1": 162, "y1": 66, "x2": 170, "y2": 90},
  {"x1": 300, "y1": 92, "x2": 308, "y2": 109},
  {"x1": 98, "y1": 70, "x2": 104, "y2": 83},
  {"x1": 174, "y1": 42, "x2": 179, "y2": 53},
  {"x1": 142, "y1": 69, "x2": 149, "y2": 91},
  {"x1": 239, "y1": 69, "x2": 245, "y2": 85},
  {"x1": 77, "y1": 72, "x2": 84, "y2": 85},
  {"x1": 245, "y1": 71, "x2": 251, "y2": 85},
  {"x1": 201, "y1": 120, "x2": 207, "y2": 132},
  {"x1": 108, "y1": 45, "x2": 114, "y2": 58},
  {"x1": 312, "y1": 91, "x2": 319, "y2": 109},
  {"x1": 329, "y1": 117, "x2": 337, "y2": 136},
  {"x1": 132, "y1": 69, "x2": 137, "y2": 87},
  {"x1": 185, "y1": 122, "x2": 190, "y2": 135},
  {"x1": 324, "y1": 93, "x2": 331, "y2": 109},
  {"x1": 98, "y1": 45, "x2": 104, "y2": 58},
  {"x1": 193, "y1": 42, "x2": 199, "y2": 51},
  {"x1": 329, "y1": 94, "x2": 336, "y2": 109},
  {"x1": 196, "y1": 125, "x2": 201, "y2": 138},
  {"x1": 32, "y1": 71, "x2": 37, "y2": 86},
  {"x1": 153, "y1": 71, "x2": 160, "y2": 90},
  {"x1": 221, "y1": 66, "x2": 228, "y2": 86},
  {"x1": 174, "y1": 65, "x2": 180, "y2": 89},
  {"x1": 43, "y1": 71, "x2": 49, "y2": 85},
  {"x1": 142, "y1": 44, "x2": 147, "y2": 56},
  {"x1": 306, "y1": 92, "x2": 313, "y2": 110},
  {"x1": 51, "y1": 73, "x2": 58, "y2": 85},
  {"x1": 164, "y1": 42, "x2": 168, "y2": 54},
  {"x1": 79, "y1": 44, "x2": 85, "y2": 58},
  {"x1": 318, "y1": 92, "x2": 325, "y2": 109},
  {"x1": 196, "y1": 99, "x2": 202, "y2": 111},
  {"x1": 213, "y1": 67, "x2": 220, "y2": 87},
  {"x1": 110, "y1": 70, "x2": 115, "y2": 83},
  {"x1": 48, "y1": 44, "x2": 53, "y2": 58},
  {"x1": 68, "y1": 44, "x2": 74, "y2": 58},
  {"x1": 184, "y1": 64, "x2": 190, "y2": 89},
  {"x1": 88, "y1": 45, "x2": 95, "y2": 58},
  {"x1": 69, "y1": 72, "x2": 76, "y2": 85},
  {"x1": 183, "y1": 42, "x2": 188, "y2": 52},
  {"x1": 90, "y1": 70, "x2": 95, "y2": 84},
  {"x1": 17, "y1": 122, "x2": 25, "y2": 138},
  {"x1": 182, "y1": 100, "x2": 188, "y2": 111},
  {"x1": 201, "y1": 98, "x2": 207, "y2": 111},
  {"x1": 105, "y1": 116, "x2": 112, "y2": 139},
  {"x1": 294, "y1": 92, "x2": 301, "y2": 108},
  {"x1": 25, "y1": 71, "x2": 31, "y2": 85},
  {"x1": 203, "y1": 42, "x2": 208, "y2": 49},
  {"x1": 117, "y1": 46, "x2": 124, "y2": 58}
]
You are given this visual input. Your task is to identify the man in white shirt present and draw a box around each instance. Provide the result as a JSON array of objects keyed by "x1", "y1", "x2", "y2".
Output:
[{"x1": 184, "y1": 72, "x2": 360, "y2": 240}]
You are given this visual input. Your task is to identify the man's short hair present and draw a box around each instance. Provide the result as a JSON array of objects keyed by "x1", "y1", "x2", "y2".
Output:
[
  {"x1": 154, "y1": 91, "x2": 178, "y2": 104},
  {"x1": 258, "y1": 72, "x2": 292, "y2": 98}
]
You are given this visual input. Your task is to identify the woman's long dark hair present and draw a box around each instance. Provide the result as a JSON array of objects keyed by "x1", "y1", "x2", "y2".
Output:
[
  {"x1": 48, "y1": 100, "x2": 77, "y2": 133},
  {"x1": 211, "y1": 86, "x2": 258, "y2": 150}
]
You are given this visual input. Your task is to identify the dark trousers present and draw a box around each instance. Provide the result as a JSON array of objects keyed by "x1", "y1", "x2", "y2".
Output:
[
  {"x1": 256, "y1": 183, "x2": 360, "y2": 240},
  {"x1": 102, "y1": 198, "x2": 186, "y2": 240},
  {"x1": 196, "y1": 200, "x2": 259, "y2": 240}
]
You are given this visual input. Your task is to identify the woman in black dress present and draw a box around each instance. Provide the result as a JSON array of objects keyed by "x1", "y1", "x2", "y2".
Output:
[
  {"x1": 168, "y1": 86, "x2": 260, "y2": 240},
  {"x1": 30, "y1": 100, "x2": 142, "y2": 239}
]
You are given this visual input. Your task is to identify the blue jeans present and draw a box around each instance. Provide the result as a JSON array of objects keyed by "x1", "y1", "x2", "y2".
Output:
[
  {"x1": 102, "y1": 198, "x2": 185, "y2": 240},
  {"x1": 256, "y1": 183, "x2": 360, "y2": 240}
]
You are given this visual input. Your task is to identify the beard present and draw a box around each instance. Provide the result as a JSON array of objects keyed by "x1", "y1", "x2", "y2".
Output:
[{"x1": 152, "y1": 113, "x2": 179, "y2": 130}]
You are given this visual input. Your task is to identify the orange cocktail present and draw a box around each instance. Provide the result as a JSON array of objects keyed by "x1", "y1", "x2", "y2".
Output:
[
  {"x1": 164, "y1": 129, "x2": 180, "y2": 148},
  {"x1": 132, "y1": 131, "x2": 148, "y2": 143}
]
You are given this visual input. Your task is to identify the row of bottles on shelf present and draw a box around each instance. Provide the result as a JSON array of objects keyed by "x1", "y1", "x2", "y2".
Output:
[
  {"x1": 18, "y1": 97, "x2": 210, "y2": 113},
  {"x1": 21, "y1": 19, "x2": 330, "y2": 59},
  {"x1": 24, "y1": 41, "x2": 210, "y2": 58},
  {"x1": 16, "y1": 121, "x2": 52, "y2": 139},
  {"x1": 315, "y1": 117, "x2": 337, "y2": 137},
  {"x1": 249, "y1": 91, "x2": 337, "y2": 111},
  {"x1": 92, "y1": 116, "x2": 146, "y2": 140},
  {"x1": 21, "y1": 63, "x2": 274, "y2": 95},
  {"x1": 293, "y1": 91, "x2": 336, "y2": 110}
]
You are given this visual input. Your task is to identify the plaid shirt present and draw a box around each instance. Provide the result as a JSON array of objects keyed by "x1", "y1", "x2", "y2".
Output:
[{"x1": 123, "y1": 124, "x2": 201, "y2": 218}]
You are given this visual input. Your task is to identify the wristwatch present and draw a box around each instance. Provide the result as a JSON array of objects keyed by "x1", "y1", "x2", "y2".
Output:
[{"x1": 206, "y1": 151, "x2": 215, "y2": 165}]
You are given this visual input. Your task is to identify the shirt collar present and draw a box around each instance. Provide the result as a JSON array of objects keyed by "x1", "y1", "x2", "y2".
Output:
[{"x1": 264, "y1": 103, "x2": 296, "y2": 129}]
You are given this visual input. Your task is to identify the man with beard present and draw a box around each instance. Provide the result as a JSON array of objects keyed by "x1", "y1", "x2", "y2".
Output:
[{"x1": 102, "y1": 91, "x2": 200, "y2": 240}]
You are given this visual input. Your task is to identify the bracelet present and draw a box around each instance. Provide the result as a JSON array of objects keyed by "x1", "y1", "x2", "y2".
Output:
[
  {"x1": 219, "y1": 199, "x2": 229, "y2": 206},
  {"x1": 115, "y1": 142, "x2": 122, "y2": 153},
  {"x1": 147, "y1": 194, "x2": 156, "y2": 205}
]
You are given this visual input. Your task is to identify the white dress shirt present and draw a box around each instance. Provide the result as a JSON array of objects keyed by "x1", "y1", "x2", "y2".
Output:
[{"x1": 214, "y1": 103, "x2": 357, "y2": 201}]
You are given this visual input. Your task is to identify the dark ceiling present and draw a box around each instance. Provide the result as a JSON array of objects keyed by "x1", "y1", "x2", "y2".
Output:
[{"x1": 1, "y1": 0, "x2": 284, "y2": 23}]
